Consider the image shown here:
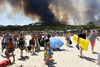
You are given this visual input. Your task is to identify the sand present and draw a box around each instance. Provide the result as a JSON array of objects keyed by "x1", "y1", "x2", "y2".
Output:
[{"x1": 0, "y1": 35, "x2": 100, "y2": 67}]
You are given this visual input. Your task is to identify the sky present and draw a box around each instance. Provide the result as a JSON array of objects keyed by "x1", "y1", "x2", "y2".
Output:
[{"x1": 0, "y1": 2, "x2": 39, "y2": 26}]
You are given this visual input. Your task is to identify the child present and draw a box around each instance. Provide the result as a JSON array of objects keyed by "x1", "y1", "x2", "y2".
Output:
[
  {"x1": 18, "y1": 33, "x2": 25, "y2": 58},
  {"x1": 7, "y1": 38, "x2": 15, "y2": 62},
  {"x1": 44, "y1": 39, "x2": 53, "y2": 65}
]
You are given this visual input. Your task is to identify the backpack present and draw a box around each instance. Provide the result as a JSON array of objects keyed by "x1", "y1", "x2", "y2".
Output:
[{"x1": 0, "y1": 59, "x2": 11, "y2": 67}]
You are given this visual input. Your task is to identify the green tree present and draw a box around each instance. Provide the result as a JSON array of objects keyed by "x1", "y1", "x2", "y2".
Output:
[
  {"x1": 87, "y1": 21, "x2": 96, "y2": 29},
  {"x1": 27, "y1": 27, "x2": 30, "y2": 31}
]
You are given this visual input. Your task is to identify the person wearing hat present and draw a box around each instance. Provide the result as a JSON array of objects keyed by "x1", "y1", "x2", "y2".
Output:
[
  {"x1": 89, "y1": 30, "x2": 99, "y2": 54},
  {"x1": 2, "y1": 30, "x2": 12, "y2": 54},
  {"x1": 77, "y1": 29, "x2": 87, "y2": 58}
]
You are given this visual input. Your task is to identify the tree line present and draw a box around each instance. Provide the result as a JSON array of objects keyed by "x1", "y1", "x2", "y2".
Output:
[{"x1": 0, "y1": 21, "x2": 100, "y2": 32}]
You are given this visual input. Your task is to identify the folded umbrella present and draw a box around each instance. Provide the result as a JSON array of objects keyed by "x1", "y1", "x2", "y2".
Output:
[{"x1": 50, "y1": 38, "x2": 64, "y2": 49}]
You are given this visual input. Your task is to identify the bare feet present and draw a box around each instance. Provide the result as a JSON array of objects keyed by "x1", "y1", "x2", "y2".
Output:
[{"x1": 13, "y1": 59, "x2": 15, "y2": 62}]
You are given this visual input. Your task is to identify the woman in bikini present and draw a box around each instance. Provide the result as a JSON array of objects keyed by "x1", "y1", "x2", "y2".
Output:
[{"x1": 31, "y1": 36, "x2": 35, "y2": 52}]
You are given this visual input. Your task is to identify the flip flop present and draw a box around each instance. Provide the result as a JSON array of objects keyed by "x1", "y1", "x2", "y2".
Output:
[{"x1": 76, "y1": 45, "x2": 80, "y2": 50}]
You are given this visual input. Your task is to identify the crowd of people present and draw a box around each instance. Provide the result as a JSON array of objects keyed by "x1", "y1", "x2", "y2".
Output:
[
  {"x1": 65, "y1": 29, "x2": 100, "y2": 58},
  {"x1": 1, "y1": 29, "x2": 100, "y2": 65},
  {"x1": 1, "y1": 30, "x2": 53, "y2": 65}
]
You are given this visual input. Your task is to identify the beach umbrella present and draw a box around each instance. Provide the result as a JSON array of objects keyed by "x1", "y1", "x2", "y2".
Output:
[{"x1": 50, "y1": 38, "x2": 64, "y2": 49}]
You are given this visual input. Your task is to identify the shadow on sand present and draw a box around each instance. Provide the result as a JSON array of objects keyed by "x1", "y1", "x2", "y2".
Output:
[
  {"x1": 68, "y1": 45, "x2": 74, "y2": 48},
  {"x1": 35, "y1": 50, "x2": 44, "y2": 53},
  {"x1": 1, "y1": 54, "x2": 16, "y2": 58},
  {"x1": 47, "y1": 59, "x2": 57, "y2": 67},
  {"x1": 18, "y1": 56, "x2": 29, "y2": 61},
  {"x1": 1, "y1": 54, "x2": 7, "y2": 58},
  {"x1": 93, "y1": 52, "x2": 98, "y2": 54},
  {"x1": 31, "y1": 52, "x2": 38, "y2": 56},
  {"x1": 82, "y1": 56, "x2": 97, "y2": 63}
]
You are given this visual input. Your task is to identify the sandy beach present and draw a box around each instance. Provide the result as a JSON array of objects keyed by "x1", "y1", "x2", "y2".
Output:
[{"x1": 0, "y1": 35, "x2": 100, "y2": 67}]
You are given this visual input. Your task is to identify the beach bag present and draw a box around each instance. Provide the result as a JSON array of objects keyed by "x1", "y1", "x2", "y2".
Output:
[
  {"x1": 27, "y1": 46, "x2": 32, "y2": 51},
  {"x1": 17, "y1": 43, "x2": 26, "y2": 49},
  {"x1": 37, "y1": 45, "x2": 40, "y2": 50},
  {"x1": 29, "y1": 39, "x2": 32, "y2": 45},
  {"x1": 69, "y1": 40, "x2": 72, "y2": 44},
  {"x1": 25, "y1": 46, "x2": 32, "y2": 52},
  {"x1": 40, "y1": 39, "x2": 44, "y2": 47},
  {"x1": 0, "y1": 59, "x2": 11, "y2": 67}
]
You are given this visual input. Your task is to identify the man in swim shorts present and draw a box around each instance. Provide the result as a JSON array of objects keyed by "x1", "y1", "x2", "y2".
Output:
[
  {"x1": 89, "y1": 30, "x2": 99, "y2": 54},
  {"x1": 66, "y1": 32, "x2": 71, "y2": 46}
]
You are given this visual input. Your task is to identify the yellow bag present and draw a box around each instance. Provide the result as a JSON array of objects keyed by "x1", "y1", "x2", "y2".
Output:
[
  {"x1": 44, "y1": 50, "x2": 46, "y2": 57},
  {"x1": 73, "y1": 35, "x2": 89, "y2": 51},
  {"x1": 44, "y1": 49, "x2": 53, "y2": 58}
]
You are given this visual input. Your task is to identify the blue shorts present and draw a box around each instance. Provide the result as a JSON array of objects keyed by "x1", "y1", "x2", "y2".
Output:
[{"x1": 67, "y1": 38, "x2": 70, "y2": 41}]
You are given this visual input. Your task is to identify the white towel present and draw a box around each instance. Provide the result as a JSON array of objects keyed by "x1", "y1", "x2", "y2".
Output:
[
  {"x1": 35, "y1": 40, "x2": 37, "y2": 47},
  {"x1": 37, "y1": 38, "x2": 39, "y2": 44}
]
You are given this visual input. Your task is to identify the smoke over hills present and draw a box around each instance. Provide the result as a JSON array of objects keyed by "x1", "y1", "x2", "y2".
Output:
[{"x1": 0, "y1": 0, "x2": 100, "y2": 25}]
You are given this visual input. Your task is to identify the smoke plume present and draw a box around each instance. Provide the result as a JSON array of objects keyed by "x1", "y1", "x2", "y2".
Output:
[{"x1": 0, "y1": 0, "x2": 100, "y2": 25}]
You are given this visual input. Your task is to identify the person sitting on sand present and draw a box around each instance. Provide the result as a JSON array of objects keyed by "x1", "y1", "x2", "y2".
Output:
[
  {"x1": 89, "y1": 30, "x2": 99, "y2": 54},
  {"x1": 45, "y1": 39, "x2": 53, "y2": 65},
  {"x1": 7, "y1": 38, "x2": 15, "y2": 62},
  {"x1": 17, "y1": 33, "x2": 25, "y2": 58}
]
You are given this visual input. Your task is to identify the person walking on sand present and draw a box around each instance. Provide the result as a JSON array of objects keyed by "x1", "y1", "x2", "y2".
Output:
[
  {"x1": 31, "y1": 36, "x2": 35, "y2": 52},
  {"x1": 17, "y1": 33, "x2": 25, "y2": 58},
  {"x1": 13, "y1": 33, "x2": 18, "y2": 47},
  {"x1": 65, "y1": 32, "x2": 71, "y2": 47},
  {"x1": 77, "y1": 29, "x2": 87, "y2": 58},
  {"x1": 34, "y1": 35, "x2": 39, "y2": 51},
  {"x1": 38, "y1": 32, "x2": 42, "y2": 45},
  {"x1": 89, "y1": 30, "x2": 99, "y2": 54},
  {"x1": 45, "y1": 39, "x2": 53, "y2": 65},
  {"x1": 7, "y1": 38, "x2": 15, "y2": 62},
  {"x1": 2, "y1": 30, "x2": 12, "y2": 54}
]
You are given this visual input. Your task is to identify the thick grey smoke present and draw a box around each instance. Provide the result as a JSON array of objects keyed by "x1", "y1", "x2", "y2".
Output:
[
  {"x1": 0, "y1": 0, "x2": 100, "y2": 25},
  {"x1": 83, "y1": 0, "x2": 100, "y2": 25},
  {"x1": 49, "y1": 0, "x2": 81, "y2": 25}
]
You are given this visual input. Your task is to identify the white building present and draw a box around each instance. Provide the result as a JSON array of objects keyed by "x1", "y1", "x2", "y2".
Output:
[{"x1": 90, "y1": 29, "x2": 100, "y2": 33}]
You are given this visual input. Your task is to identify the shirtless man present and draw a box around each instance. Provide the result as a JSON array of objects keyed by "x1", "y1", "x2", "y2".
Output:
[
  {"x1": 7, "y1": 38, "x2": 15, "y2": 62},
  {"x1": 65, "y1": 32, "x2": 71, "y2": 46}
]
